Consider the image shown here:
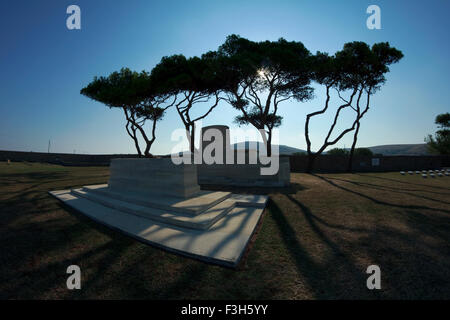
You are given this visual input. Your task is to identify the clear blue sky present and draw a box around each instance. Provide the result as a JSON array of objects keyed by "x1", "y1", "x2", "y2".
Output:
[{"x1": 1, "y1": 0, "x2": 449, "y2": 154}]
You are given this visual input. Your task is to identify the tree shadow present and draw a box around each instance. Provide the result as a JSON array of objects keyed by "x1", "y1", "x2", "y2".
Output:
[
  {"x1": 313, "y1": 174, "x2": 450, "y2": 214},
  {"x1": 200, "y1": 182, "x2": 306, "y2": 195},
  {"x1": 268, "y1": 198, "x2": 380, "y2": 299},
  {"x1": 55, "y1": 202, "x2": 219, "y2": 299},
  {"x1": 355, "y1": 173, "x2": 449, "y2": 191},
  {"x1": 326, "y1": 176, "x2": 450, "y2": 205}
]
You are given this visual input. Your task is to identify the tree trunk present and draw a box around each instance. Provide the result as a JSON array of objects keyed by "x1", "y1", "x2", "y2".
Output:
[
  {"x1": 307, "y1": 143, "x2": 329, "y2": 173},
  {"x1": 143, "y1": 140, "x2": 152, "y2": 158},
  {"x1": 267, "y1": 129, "x2": 272, "y2": 157},
  {"x1": 347, "y1": 120, "x2": 360, "y2": 173},
  {"x1": 131, "y1": 125, "x2": 142, "y2": 157},
  {"x1": 347, "y1": 87, "x2": 370, "y2": 172},
  {"x1": 304, "y1": 86, "x2": 332, "y2": 174},
  {"x1": 304, "y1": 87, "x2": 359, "y2": 173},
  {"x1": 306, "y1": 153, "x2": 317, "y2": 173},
  {"x1": 258, "y1": 128, "x2": 272, "y2": 157},
  {"x1": 190, "y1": 124, "x2": 196, "y2": 154},
  {"x1": 124, "y1": 109, "x2": 152, "y2": 158},
  {"x1": 124, "y1": 110, "x2": 142, "y2": 157}
]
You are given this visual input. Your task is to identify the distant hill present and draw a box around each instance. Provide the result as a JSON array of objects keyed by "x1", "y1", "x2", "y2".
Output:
[
  {"x1": 367, "y1": 144, "x2": 430, "y2": 156},
  {"x1": 232, "y1": 142, "x2": 430, "y2": 156},
  {"x1": 232, "y1": 142, "x2": 306, "y2": 155}
]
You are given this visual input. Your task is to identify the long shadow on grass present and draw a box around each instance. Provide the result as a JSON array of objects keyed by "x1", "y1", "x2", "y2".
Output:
[
  {"x1": 0, "y1": 212, "x2": 130, "y2": 299},
  {"x1": 269, "y1": 199, "x2": 380, "y2": 299},
  {"x1": 0, "y1": 240, "x2": 126, "y2": 299},
  {"x1": 140, "y1": 263, "x2": 209, "y2": 300},
  {"x1": 355, "y1": 173, "x2": 450, "y2": 191},
  {"x1": 41, "y1": 204, "x2": 143, "y2": 299},
  {"x1": 279, "y1": 193, "x2": 448, "y2": 299},
  {"x1": 0, "y1": 187, "x2": 135, "y2": 299},
  {"x1": 0, "y1": 171, "x2": 68, "y2": 178},
  {"x1": 200, "y1": 182, "x2": 306, "y2": 195},
  {"x1": 0, "y1": 173, "x2": 109, "y2": 227},
  {"x1": 314, "y1": 175, "x2": 450, "y2": 214},
  {"x1": 326, "y1": 177, "x2": 450, "y2": 205},
  {"x1": 285, "y1": 195, "x2": 381, "y2": 298},
  {"x1": 357, "y1": 213, "x2": 450, "y2": 299},
  {"x1": 402, "y1": 209, "x2": 450, "y2": 243},
  {"x1": 61, "y1": 204, "x2": 211, "y2": 299}
]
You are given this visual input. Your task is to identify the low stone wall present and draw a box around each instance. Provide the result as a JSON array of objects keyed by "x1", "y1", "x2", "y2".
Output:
[
  {"x1": 0, "y1": 150, "x2": 137, "y2": 166},
  {"x1": 2, "y1": 150, "x2": 448, "y2": 173},
  {"x1": 289, "y1": 154, "x2": 450, "y2": 173},
  {"x1": 198, "y1": 157, "x2": 291, "y2": 187}
]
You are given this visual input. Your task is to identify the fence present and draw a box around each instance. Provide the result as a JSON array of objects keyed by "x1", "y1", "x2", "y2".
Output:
[
  {"x1": 1, "y1": 150, "x2": 449, "y2": 172},
  {"x1": 289, "y1": 154, "x2": 450, "y2": 173},
  {"x1": 0, "y1": 150, "x2": 137, "y2": 166}
]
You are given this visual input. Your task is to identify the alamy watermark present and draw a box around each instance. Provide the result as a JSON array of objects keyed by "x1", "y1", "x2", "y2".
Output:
[
  {"x1": 170, "y1": 123, "x2": 281, "y2": 176},
  {"x1": 65, "y1": 5, "x2": 381, "y2": 31},
  {"x1": 366, "y1": 265, "x2": 381, "y2": 290},
  {"x1": 366, "y1": 5, "x2": 381, "y2": 30},
  {"x1": 66, "y1": 265, "x2": 81, "y2": 290},
  {"x1": 66, "y1": 5, "x2": 81, "y2": 30}
]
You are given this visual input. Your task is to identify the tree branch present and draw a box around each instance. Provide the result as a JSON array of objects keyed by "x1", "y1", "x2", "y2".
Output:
[
  {"x1": 305, "y1": 85, "x2": 332, "y2": 154},
  {"x1": 323, "y1": 88, "x2": 358, "y2": 144}
]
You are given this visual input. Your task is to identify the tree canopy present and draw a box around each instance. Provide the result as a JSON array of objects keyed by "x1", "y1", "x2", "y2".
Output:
[
  {"x1": 150, "y1": 54, "x2": 224, "y2": 154},
  {"x1": 304, "y1": 41, "x2": 403, "y2": 172},
  {"x1": 80, "y1": 68, "x2": 147, "y2": 108},
  {"x1": 80, "y1": 68, "x2": 174, "y2": 157},
  {"x1": 425, "y1": 112, "x2": 450, "y2": 155},
  {"x1": 213, "y1": 34, "x2": 314, "y2": 156},
  {"x1": 79, "y1": 35, "x2": 403, "y2": 164}
]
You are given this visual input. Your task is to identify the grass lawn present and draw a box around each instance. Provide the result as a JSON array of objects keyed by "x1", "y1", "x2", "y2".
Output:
[{"x1": 0, "y1": 161, "x2": 449, "y2": 299}]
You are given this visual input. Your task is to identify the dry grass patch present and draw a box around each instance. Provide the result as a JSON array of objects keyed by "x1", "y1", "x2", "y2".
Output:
[{"x1": 0, "y1": 162, "x2": 449, "y2": 299}]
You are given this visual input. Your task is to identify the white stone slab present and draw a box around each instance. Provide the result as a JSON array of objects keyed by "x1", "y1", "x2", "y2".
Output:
[
  {"x1": 82, "y1": 184, "x2": 231, "y2": 216},
  {"x1": 71, "y1": 188, "x2": 235, "y2": 230},
  {"x1": 229, "y1": 194, "x2": 269, "y2": 208},
  {"x1": 109, "y1": 158, "x2": 201, "y2": 198},
  {"x1": 49, "y1": 189, "x2": 265, "y2": 267}
]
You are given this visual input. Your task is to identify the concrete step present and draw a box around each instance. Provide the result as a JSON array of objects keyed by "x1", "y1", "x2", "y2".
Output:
[
  {"x1": 229, "y1": 194, "x2": 269, "y2": 208},
  {"x1": 108, "y1": 176, "x2": 202, "y2": 198},
  {"x1": 71, "y1": 188, "x2": 235, "y2": 230},
  {"x1": 49, "y1": 189, "x2": 265, "y2": 267},
  {"x1": 82, "y1": 184, "x2": 231, "y2": 216}
]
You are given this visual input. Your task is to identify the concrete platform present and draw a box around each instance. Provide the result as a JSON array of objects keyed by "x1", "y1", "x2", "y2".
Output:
[
  {"x1": 71, "y1": 188, "x2": 236, "y2": 230},
  {"x1": 81, "y1": 184, "x2": 231, "y2": 216},
  {"x1": 229, "y1": 194, "x2": 269, "y2": 208},
  {"x1": 49, "y1": 188, "x2": 268, "y2": 267}
]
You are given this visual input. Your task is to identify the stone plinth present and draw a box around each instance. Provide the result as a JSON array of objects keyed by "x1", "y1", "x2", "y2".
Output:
[
  {"x1": 108, "y1": 158, "x2": 200, "y2": 198},
  {"x1": 198, "y1": 125, "x2": 291, "y2": 187},
  {"x1": 198, "y1": 156, "x2": 291, "y2": 187},
  {"x1": 49, "y1": 156, "x2": 269, "y2": 267},
  {"x1": 201, "y1": 125, "x2": 230, "y2": 164}
]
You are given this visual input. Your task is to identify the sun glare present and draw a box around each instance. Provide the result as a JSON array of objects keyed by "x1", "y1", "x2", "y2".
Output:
[{"x1": 257, "y1": 68, "x2": 267, "y2": 78}]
